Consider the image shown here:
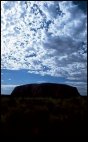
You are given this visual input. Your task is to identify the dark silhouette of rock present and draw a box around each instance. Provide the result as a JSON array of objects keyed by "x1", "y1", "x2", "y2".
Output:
[{"x1": 11, "y1": 83, "x2": 80, "y2": 98}]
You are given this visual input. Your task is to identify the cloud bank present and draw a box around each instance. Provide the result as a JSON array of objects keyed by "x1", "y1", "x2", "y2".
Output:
[{"x1": 1, "y1": 84, "x2": 17, "y2": 94}]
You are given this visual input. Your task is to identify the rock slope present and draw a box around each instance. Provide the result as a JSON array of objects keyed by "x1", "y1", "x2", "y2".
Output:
[{"x1": 11, "y1": 83, "x2": 80, "y2": 98}]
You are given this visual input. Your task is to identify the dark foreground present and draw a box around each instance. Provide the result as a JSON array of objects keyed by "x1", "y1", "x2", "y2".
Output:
[{"x1": 1, "y1": 95, "x2": 87, "y2": 136}]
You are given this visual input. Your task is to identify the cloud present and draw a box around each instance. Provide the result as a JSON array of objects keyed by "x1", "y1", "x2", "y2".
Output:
[
  {"x1": 1, "y1": 85, "x2": 17, "y2": 88},
  {"x1": 64, "y1": 81, "x2": 87, "y2": 96},
  {"x1": 8, "y1": 78, "x2": 11, "y2": 80},
  {"x1": 1, "y1": 84, "x2": 17, "y2": 94},
  {"x1": 37, "y1": 81, "x2": 47, "y2": 83},
  {"x1": 1, "y1": 1, "x2": 87, "y2": 83}
]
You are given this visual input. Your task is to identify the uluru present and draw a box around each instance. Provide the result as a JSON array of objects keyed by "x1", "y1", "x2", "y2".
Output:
[
  {"x1": 1, "y1": 83, "x2": 87, "y2": 136},
  {"x1": 11, "y1": 83, "x2": 80, "y2": 98}
]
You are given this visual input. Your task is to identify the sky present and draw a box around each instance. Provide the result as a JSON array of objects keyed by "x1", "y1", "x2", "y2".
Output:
[{"x1": 1, "y1": 1, "x2": 87, "y2": 95}]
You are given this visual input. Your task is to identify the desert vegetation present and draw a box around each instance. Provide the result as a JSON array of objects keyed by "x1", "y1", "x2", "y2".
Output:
[{"x1": 1, "y1": 94, "x2": 87, "y2": 136}]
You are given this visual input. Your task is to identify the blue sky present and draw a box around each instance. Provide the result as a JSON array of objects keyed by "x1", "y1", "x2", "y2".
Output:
[{"x1": 1, "y1": 1, "x2": 87, "y2": 95}]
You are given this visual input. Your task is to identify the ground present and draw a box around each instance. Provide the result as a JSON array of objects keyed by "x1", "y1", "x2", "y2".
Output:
[{"x1": 1, "y1": 95, "x2": 87, "y2": 136}]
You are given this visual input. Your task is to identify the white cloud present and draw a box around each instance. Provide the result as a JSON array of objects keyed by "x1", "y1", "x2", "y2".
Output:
[
  {"x1": 37, "y1": 81, "x2": 47, "y2": 83},
  {"x1": 1, "y1": 85, "x2": 17, "y2": 88},
  {"x1": 1, "y1": 1, "x2": 87, "y2": 84},
  {"x1": 64, "y1": 81, "x2": 87, "y2": 96},
  {"x1": 8, "y1": 78, "x2": 11, "y2": 80},
  {"x1": 1, "y1": 84, "x2": 17, "y2": 94}
]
